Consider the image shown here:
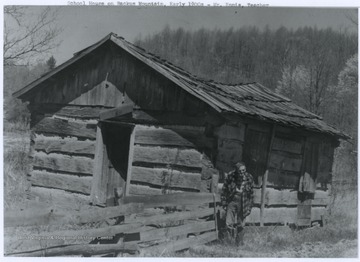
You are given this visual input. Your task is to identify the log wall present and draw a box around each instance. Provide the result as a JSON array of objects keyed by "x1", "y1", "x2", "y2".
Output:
[
  {"x1": 28, "y1": 107, "x2": 100, "y2": 209},
  {"x1": 127, "y1": 125, "x2": 219, "y2": 196},
  {"x1": 267, "y1": 132, "x2": 305, "y2": 188},
  {"x1": 218, "y1": 185, "x2": 329, "y2": 225}
]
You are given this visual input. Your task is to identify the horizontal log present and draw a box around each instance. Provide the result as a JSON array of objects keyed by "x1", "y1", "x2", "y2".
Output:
[
  {"x1": 33, "y1": 117, "x2": 96, "y2": 139},
  {"x1": 128, "y1": 184, "x2": 188, "y2": 195},
  {"x1": 145, "y1": 231, "x2": 217, "y2": 254},
  {"x1": 272, "y1": 137, "x2": 303, "y2": 154},
  {"x1": 129, "y1": 207, "x2": 214, "y2": 225},
  {"x1": 5, "y1": 203, "x2": 144, "y2": 227},
  {"x1": 133, "y1": 145, "x2": 202, "y2": 169},
  {"x1": 131, "y1": 166, "x2": 201, "y2": 191},
  {"x1": 29, "y1": 187, "x2": 90, "y2": 210},
  {"x1": 122, "y1": 192, "x2": 220, "y2": 208},
  {"x1": 311, "y1": 207, "x2": 327, "y2": 221},
  {"x1": 34, "y1": 136, "x2": 95, "y2": 155},
  {"x1": 135, "y1": 125, "x2": 195, "y2": 147},
  {"x1": 29, "y1": 171, "x2": 92, "y2": 195},
  {"x1": 30, "y1": 103, "x2": 105, "y2": 119},
  {"x1": 269, "y1": 151, "x2": 302, "y2": 172},
  {"x1": 201, "y1": 186, "x2": 328, "y2": 207},
  {"x1": 246, "y1": 207, "x2": 297, "y2": 224},
  {"x1": 139, "y1": 220, "x2": 215, "y2": 242},
  {"x1": 33, "y1": 152, "x2": 94, "y2": 175},
  {"x1": 247, "y1": 206, "x2": 327, "y2": 224},
  {"x1": 6, "y1": 242, "x2": 138, "y2": 257}
]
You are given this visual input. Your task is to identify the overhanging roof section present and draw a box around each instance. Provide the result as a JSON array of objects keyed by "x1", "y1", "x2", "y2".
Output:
[{"x1": 13, "y1": 32, "x2": 348, "y2": 139}]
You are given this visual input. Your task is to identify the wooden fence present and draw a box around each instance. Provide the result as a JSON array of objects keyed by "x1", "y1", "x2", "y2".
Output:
[{"x1": 4, "y1": 193, "x2": 219, "y2": 257}]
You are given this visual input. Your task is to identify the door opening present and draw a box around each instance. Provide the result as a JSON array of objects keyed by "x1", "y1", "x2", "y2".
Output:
[{"x1": 102, "y1": 122, "x2": 133, "y2": 206}]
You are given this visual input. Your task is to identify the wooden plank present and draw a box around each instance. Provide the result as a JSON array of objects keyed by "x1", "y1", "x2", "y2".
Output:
[
  {"x1": 5, "y1": 203, "x2": 144, "y2": 227},
  {"x1": 129, "y1": 109, "x2": 208, "y2": 126},
  {"x1": 123, "y1": 192, "x2": 219, "y2": 208},
  {"x1": 30, "y1": 103, "x2": 104, "y2": 119},
  {"x1": 91, "y1": 125, "x2": 108, "y2": 206},
  {"x1": 70, "y1": 80, "x2": 124, "y2": 107},
  {"x1": 125, "y1": 126, "x2": 136, "y2": 196},
  {"x1": 269, "y1": 151, "x2": 303, "y2": 172},
  {"x1": 139, "y1": 220, "x2": 215, "y2": 242},
  {"x1": 33, "y1": 152, "x2": 94, "y2": 175},
  {"x1": 34, "y1": 136, "x2": 95, "y2": 155},
  {"x1": 145, "y1": 231, "x2": 217, "y2": 254},
  {"x1": 29, "y1": 186, "x2": 90, "y2": 211},
  {"x1": 130, "y1": 207, "x2": 214, "y2": 225},
  {"x1": 131, "y1": 166, "x2": 201, "y2": 190},
  {"x1": 99, "y1": 103, "x2": 133, "y2": 120},
  {"x1": 260, "y1": 170, "x2": 269, "y2": 226},
  {"x1": 6, "y1": 243, "x2": 138, "y2": 257},
  {"x1": 134, "y1": 125, "x2": 195, "y2": 147},
  {"x1": 30, "y1": 171, "x2": 92, "y2": 195},
  {"x1": 129, "y1": 184, "x2": 185, "y2": 195},
  {"x1": 272, "y1": 137, "x2": 303, "y2": 154},
  {"x1": 133, "y1": 145, "x2": 202, "y2": 169},
  {"x1": 33, "y1": 117, "x2": 96, "y2": 139}
]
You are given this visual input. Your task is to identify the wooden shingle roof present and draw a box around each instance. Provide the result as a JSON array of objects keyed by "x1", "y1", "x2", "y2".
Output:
[{"x1": 13, "y1": 33, "x2": 347, "y2": 139}]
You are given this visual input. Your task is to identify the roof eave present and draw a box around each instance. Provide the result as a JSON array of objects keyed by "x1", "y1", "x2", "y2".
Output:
[{"x1": 12, "y1": 33, "x2": 113, "y2": 100}]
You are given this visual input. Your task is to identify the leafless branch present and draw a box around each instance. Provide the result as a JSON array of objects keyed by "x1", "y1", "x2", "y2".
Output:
[
  {"x1": 344, "y1": 10, "x2": 358, "y2": 26},
  {"x1": 4, "y1": 6, "x2": 63, "y2": 66}
]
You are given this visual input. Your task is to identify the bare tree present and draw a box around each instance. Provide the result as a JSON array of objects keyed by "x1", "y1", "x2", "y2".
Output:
[
  {"x1": 4, "y1": 6, "x2": 62, "y2": 66},
  {"x1": 344, "y1": 9, "x2": 358, "y2": 26}
]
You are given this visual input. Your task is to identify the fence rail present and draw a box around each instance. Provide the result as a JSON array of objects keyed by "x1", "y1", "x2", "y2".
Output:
[{"x1": 5, "y1": 192, "x2": 220, "y2": 257}]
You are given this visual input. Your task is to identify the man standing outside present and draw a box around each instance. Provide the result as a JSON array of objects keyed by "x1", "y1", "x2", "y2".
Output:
[{"x1": 221, "y1": 162, "x2": 254, "y2": 244}]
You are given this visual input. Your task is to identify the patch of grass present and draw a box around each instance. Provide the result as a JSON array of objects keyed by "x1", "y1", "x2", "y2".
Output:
[
  {"x1": 4, "y1": 120, "x2": 30, "y2": 134},
  {"x1": 4, "y1": 132, "x2": 31, "y2": 209}
]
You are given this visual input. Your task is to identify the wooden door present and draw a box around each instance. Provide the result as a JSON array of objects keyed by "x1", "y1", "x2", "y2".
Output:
[
  {"x1": 103, "y1": 123, "x2": 132, "y2": 206},
  {"x1": 243, "y1": 128, "x2": 271, "y2": 185},
  {"x1": 297, "y1": 139, "x2": 319, "y2": 226}
]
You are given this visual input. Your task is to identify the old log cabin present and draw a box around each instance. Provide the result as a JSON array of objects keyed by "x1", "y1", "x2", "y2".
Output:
[{"x1": 14, "y1": 33, "x2": 346, "y2": 226}]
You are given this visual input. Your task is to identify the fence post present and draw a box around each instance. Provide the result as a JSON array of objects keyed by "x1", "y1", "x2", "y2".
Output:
[
  {"x1": 213, "y1": 193, "x2": 218, "y2": 237},
  {"x1": 260, "y1": 170, "x2": 268, "y2": 226}
]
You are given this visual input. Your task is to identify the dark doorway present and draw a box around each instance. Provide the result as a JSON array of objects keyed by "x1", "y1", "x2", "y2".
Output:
[{"x1": 102, "y1": 122, "x2": 132, "y2": 206}]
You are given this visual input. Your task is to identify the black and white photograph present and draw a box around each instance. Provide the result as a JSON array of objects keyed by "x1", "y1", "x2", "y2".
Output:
[{"x1": 3, "y1": 3, "x2": 358, "y2": 258}]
